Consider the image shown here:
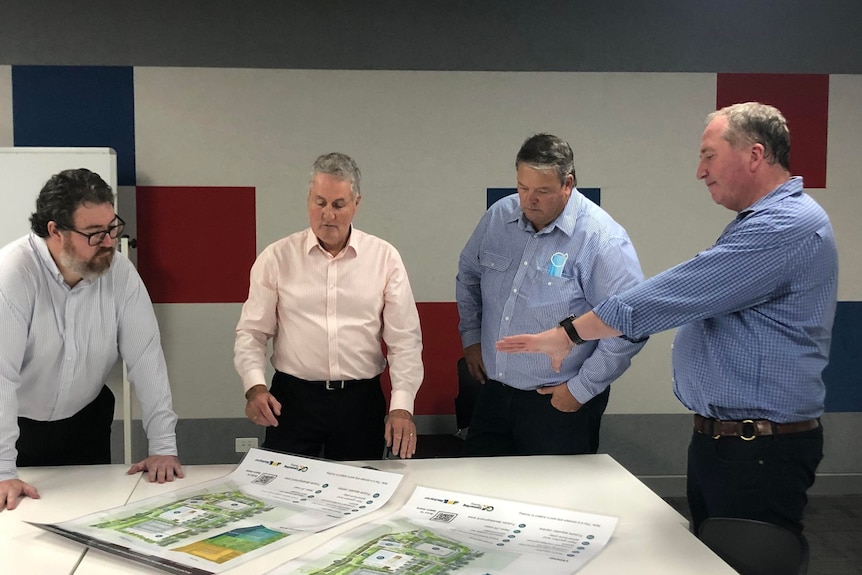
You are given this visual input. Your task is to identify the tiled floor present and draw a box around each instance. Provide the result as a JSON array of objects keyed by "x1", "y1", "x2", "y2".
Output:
[{"x1": 663, "y1": 495, "x2": 862, "y2": 575}]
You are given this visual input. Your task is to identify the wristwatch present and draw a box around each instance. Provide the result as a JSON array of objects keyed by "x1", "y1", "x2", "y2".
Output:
[{"x1": 559, "y1": 315, "x2": 586, "y2": 345}]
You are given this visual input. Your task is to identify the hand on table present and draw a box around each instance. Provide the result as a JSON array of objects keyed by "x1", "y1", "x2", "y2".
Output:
[
  {"x1": 127, "y1": 455, "x2": 185, "y2": 484},
  {"x1": 0, "y1": 478, "x2": 39, "y2": 511}
]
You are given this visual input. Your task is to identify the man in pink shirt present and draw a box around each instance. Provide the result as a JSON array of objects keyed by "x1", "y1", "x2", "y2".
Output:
[{"x1": 235, "y1": 153, "x2": 424, "y2": 460}]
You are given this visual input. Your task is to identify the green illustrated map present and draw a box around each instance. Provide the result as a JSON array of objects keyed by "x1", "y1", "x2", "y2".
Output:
[
  {"x1": 91, "y1": 490, "x2": 287, "y2": 563},
  {"x1": 308, "y1": 528, "x2": 483, "y2": 574}
]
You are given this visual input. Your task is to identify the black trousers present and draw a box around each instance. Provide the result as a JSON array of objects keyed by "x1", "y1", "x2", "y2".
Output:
[
  {"x1": 17, "y1": 384, "x2": 114, "y2": 467},
  {"x1": 687, "y1": 422, "x2": 823, "y2": 534},
  {"x1": 464, "y1": 379, "x2": 611, "y2": 456},
  {"x1": 264, "y1": 371, "x2": 386, "y2": 461}
]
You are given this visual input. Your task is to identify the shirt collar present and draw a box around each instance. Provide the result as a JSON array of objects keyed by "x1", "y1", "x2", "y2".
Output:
[
  {"x1": 304, "y1": 226, "x2": 358, "y2": 258},
  {"x1": 29, "y1": 233, "x2": 67, "y2": 285},
  {"x1": 512, "y1": 189, "x2": 580, "y2": 237},
  {"x1": 740, "y1": 176, "x2": 803, "y2": 219}
]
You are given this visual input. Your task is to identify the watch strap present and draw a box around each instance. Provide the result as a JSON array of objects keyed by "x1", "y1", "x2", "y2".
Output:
[{"x1": 559, "y1": 315, "x2": 586, "y2": 345}]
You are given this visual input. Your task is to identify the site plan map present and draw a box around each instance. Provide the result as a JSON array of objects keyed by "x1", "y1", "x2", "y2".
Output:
[{"x1": 34, "y1": 448, "x2": 402, "y2": 574}]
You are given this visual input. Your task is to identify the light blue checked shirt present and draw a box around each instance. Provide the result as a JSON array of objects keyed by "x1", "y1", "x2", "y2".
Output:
[
  {"x1": 0, "y1": 234, "x2": 179, "y2": 480},
  {"x1": 594, "y1": 177, "x2": 838, "y2": 422},
  {"x1": 457, "y1": 191, "x2": 646, "y2": 403}
]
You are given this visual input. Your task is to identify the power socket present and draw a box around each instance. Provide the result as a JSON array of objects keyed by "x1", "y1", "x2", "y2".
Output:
[{"x1": 235, "y1": 437, "x2": 258, "y2": 453}]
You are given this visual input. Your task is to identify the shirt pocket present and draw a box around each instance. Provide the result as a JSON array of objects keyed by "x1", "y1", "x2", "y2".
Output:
[
  {"x1": 526, "y1": 266, "x2": 586, "y2": 319},
  {"x1": 480, "y1": 251, "x2": 512, "y2": 273}
]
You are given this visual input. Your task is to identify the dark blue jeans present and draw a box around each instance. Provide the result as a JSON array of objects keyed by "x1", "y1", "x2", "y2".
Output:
[
  {"x1": 687, "y1": 422, "x2": 823, "y2": 534},
  {"x1": 464, "y1": 379, "x2": 611, "y2": 456}
]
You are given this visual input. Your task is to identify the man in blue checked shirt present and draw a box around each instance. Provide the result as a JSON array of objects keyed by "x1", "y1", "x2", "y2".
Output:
[
  {"x1": 456, "y1": 133, "x2": 647, "y2": 457},
  {"x1": 497, "y1": 103, "x2": 837, "y2": 536}
]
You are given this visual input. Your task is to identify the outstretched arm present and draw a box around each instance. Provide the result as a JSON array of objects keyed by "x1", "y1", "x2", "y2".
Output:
[{"x1": 496, "y1": 312, "x2": 621, "y2": 372}]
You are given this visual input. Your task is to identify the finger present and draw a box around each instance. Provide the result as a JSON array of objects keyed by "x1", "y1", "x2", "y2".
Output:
[
  {"x1": 402, "y1": 431, "x2": 416, "y2": 458},
  {"x1": 384, "y1": 422, "x2": 393, "y2": 447},
  {"x1": 174, "y1": 464, "x2": 186, "y2": 479},
  {"x1": 269, "y1": 396, "x2": 282, "y2": 417},
  {"x1": 536, "y1": 387, "x2": 552, "y2": 395}
]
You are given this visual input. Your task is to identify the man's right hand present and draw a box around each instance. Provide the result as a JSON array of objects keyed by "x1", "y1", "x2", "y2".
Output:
[
  {"x1": 245, "y1": 384, "x2": 282, "y2": 427},
  {"x1": 463, "y1": 343, "x2": 487, "y2": 384},
  {"x1": 0, "y1": 478, "x2": 40, "y2": 511}
]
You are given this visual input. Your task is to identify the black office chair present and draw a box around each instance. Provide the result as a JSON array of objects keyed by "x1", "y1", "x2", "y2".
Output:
[
  {"x1": 455, "y1": 356, "x2": 482, "y2": 439},
  {"x1": 413, "y1": 357, "x2": 482, "y2": 458},
  {"x1": 698, "y1": 517, "x2": 810, "y2": 575}
]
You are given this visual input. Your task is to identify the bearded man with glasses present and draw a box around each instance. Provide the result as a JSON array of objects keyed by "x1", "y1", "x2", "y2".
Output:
[{"x1": 0, "y1": 168, "x2": 184, "y2": 511}]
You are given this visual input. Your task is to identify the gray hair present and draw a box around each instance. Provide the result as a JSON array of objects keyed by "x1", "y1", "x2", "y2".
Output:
[
  {"x1": 708, "y1": 102, "x2": 791, "y2": 171},
  {"x1": 310, "y1": 152, "x2": 362, "y2": 197},
  {"x1": 515, "y1": 133, "x2": 577, "y2": 186}
]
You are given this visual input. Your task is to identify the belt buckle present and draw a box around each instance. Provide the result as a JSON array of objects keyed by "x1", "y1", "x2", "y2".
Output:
[
  {"x1": 325, "y1": 380, "x2": 345, "y2": 391},
  {"x1": 740, "y1": 419, "x2": 757, "y2": 441}
]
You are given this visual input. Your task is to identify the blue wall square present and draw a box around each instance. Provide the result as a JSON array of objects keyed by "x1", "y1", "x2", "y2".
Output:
[
  {"x1": 12, "y1": 66, "x2": 136, "y2": 186},
  {"x1": 823, "y1": 301, "x2": 862, "y2": 412}
]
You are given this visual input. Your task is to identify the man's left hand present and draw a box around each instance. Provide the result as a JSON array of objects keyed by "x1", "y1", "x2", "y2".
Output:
[
  {"x1": 536, "y1": 383, "x2": 583, "y2": 412},
  {"x1": 385, "y1": 409, "x2": 417, "y2": 459},
  {"x1": 127, "y1": 455, "x2": 185, "y2": 484}
]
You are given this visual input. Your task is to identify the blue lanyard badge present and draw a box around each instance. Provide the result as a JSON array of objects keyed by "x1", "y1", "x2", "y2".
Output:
[{"x1": 548, "y1": 252, "x2": 568, "y2": 277}]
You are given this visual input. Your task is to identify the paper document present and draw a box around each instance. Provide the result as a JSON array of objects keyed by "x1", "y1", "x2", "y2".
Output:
[
  {"x1": 33, "y1": 448, "x2": 402, "y2": 575},
  {"x1": 270, "y1": 485, "x2": 617, "y2": 575}
]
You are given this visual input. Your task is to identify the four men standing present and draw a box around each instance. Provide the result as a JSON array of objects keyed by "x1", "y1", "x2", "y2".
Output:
[{"x1": 0, "y1": 103, "x2": 838, "y2": 540}]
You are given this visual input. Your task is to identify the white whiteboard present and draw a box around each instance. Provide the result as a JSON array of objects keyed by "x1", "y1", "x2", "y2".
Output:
[{"x1": 0, "y1": 147, "x2": 117, "y2": 247}]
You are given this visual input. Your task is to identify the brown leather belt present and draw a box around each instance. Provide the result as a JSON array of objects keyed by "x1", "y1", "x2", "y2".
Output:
[{"x1": 693, "y1": 414, "x2": 819, "y2": 441}]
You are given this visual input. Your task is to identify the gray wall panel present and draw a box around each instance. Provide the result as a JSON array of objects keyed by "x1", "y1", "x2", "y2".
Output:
[{"x1": 1, "y1": 1, "x2": 861, "y2": 73}]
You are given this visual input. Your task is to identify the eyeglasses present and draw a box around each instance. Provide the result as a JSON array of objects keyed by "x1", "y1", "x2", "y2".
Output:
[{"x1": 59, "y1": 215, "x2": 126, "y2": 246}]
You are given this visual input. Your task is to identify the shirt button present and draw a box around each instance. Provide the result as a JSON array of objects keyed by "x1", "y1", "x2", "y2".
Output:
[
  {"x1": 504, "y1": 316, "x2": 509, "y2": 321},
  {"x1": 498, "y1": 372, "x2": 503, "y2": 377},
  {"x1": 523, "y1": 261, "x2": 528, "y2": 266},
  {"x1": 513, "y1": 289, "x2": 517, "y2": 293}
]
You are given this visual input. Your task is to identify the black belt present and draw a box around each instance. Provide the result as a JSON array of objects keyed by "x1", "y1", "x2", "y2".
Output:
[
  {"x1": 280, "y1": 372, "x2": 380, "y2": 391},
  {"x1": 694, "y1": 414, "x2": 820, "y2": 441}
]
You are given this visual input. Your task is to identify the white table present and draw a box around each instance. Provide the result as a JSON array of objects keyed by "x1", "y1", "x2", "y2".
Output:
[
  {"x1": 5, "y1": 455, "x2": 735, "y2": 574},
  {"x1": 0, "y1": 465, "x2": 142, "y2": 575}
]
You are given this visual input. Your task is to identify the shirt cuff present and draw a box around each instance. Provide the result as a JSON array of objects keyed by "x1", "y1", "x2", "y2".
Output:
[
  {"x1": 460, "y1": 330, "x2": 481, "y2": 349},
  {"x1": 389, "y1": 389, "x2": 415, "y2": 415},
  {"x1": 0, "y1": 461, "x2": 17, "y2": 482},
  {"x1": 241, "y1": 369, "x2": 269, "y2": 395},
  {"x1": 148, "y1": 434, "x2": 179, "y2": 457},
  {"x1": 566, "y1": 379, "x2": 598, "y2": 405},
  {"x1": 593, "y1": 296, "x2": 635, "y2": 337}
]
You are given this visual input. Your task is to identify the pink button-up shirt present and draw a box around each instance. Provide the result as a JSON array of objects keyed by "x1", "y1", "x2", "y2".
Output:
[{"x1": 234, "y1": 227, "x2": 423, "y2": 413}]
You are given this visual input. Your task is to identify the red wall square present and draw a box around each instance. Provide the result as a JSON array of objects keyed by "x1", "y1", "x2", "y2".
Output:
[
  {"x1": 381, "y1": 302, "x2": 463, "y2": 416},
  {"x1": 136, "y1": 186, "x2": 256, "y2": 303},
  {"x1": 716, "y1": 74, "x2": 829, "y2": 188}
]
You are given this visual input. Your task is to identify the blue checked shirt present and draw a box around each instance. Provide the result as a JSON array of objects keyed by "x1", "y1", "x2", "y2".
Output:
[
  {"x1": 457, "y1": 191, "x2": 646, "y2": 403},
  {"x1": 594, "y1": 177, "x2": 838, "y2": 422}
]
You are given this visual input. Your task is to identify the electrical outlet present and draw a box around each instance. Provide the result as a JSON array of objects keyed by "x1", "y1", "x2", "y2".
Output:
[{"x1": 235, "y1": 437, "x2": 258, "y2": 453}]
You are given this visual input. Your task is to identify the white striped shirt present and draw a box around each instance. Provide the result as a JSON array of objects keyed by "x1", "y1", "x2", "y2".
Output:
[{"x1": 0, "y1": 234, "x2": 178, "y2": 481}]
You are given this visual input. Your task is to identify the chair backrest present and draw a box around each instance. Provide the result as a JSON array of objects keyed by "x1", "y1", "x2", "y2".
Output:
[
  {"x1": 455, "y1": 357, "x2": 482, "y2": 432},
  {"x1": 698, "y1": 517, "x2": 809, "y2": 575}
]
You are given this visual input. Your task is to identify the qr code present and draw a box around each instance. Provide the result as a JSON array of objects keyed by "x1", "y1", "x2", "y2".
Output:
[
  {"x1": 431, "y1": 511, "x2": 458, "y2": 523},
  {"x1": 252, "y1": 473, "x2": 277, "y2": 485}
]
